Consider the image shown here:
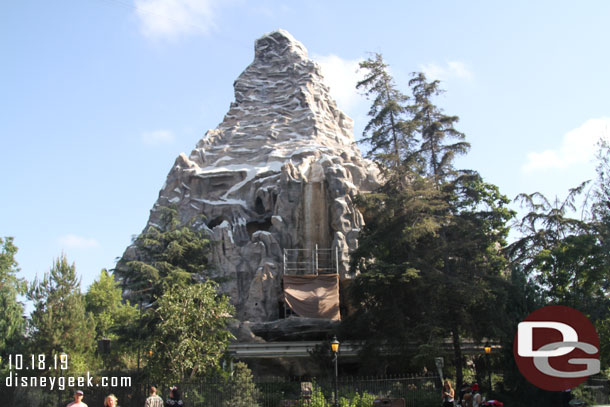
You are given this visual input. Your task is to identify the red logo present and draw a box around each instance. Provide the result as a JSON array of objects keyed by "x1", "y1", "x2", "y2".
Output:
[{"x1": 513, "y1": 305, "x2": 600, "y2": 391}]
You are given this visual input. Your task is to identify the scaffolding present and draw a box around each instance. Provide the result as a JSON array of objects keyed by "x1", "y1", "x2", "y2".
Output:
[{"x1": 283, "y1": 245, "x2": 339, "y2": 275}]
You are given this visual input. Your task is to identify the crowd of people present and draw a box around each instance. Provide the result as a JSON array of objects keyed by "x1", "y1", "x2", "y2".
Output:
[
  {"x1": 442, "y1": 379, "x2": 500, "y2": 407},
  {"x1": 64, "y1": 385, "x2": 184, "y2": 407}
]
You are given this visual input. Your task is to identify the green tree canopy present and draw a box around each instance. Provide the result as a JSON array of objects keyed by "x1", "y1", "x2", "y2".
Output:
[
  {"x1": 357, "y1": 53, "x2": 415, "y2": 174},
  {"x1": 348, "y1": 59, "x2": 513, "y2": 388},
  {"x1": 0, "y1": 237, "x2": 26, "y2": 357},
  {"x1": 116, "y1": 205, "x2": 212, "y2": 306},
  {"x1": 408, "y1": 72, "x2": 470, "y2": 184},
  {"x1": 506, "y1": 182, "x2": 608, "y2": 312},
  {"x1": 146, "y1": 281, "x2": 234, "y2": 382},
  {"x1": 85, "y1": 268, "x2": 138, "y2": 341},
  {"x1": 27, "y1": 254, "x2": 96, "y2": 372}
]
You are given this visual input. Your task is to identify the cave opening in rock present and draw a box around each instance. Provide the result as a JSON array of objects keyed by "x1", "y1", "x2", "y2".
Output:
[
  {"x1": 207, "y1": 217, "x2": 228, "y2": 229},
  {"x1": 255, "y1": 197, "x2": 266, "y2": 215},
  {"x1": 246, "y1": 218, "x2": 273, "y2": 237}
]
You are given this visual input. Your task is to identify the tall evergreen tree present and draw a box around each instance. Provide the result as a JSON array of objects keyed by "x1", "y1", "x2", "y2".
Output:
[
  {"x1": 349, "y1": 62, "x2": 514, "y2": 388},
  {"x1": 116, "y1": 205, "x2": 212, "y2": 306},
  {"x1": 590, "y1": 139, "x2": 610, "y2": 366},
  {"x1": 357, "y1": 53, "x2": 415, "y2": 174},
  {"x1": 85, "y1": 269, "x2": 138, "y2": 341},
  {"x1": 85, "y1": 269, "x2": 139, "y2": 369},
  {"x1": 592, "y1": 138, "x2": 610, "y2": 263},
  {"x1": 408, "y1": 72, "x2": 470, "y2": 185},
  {"x1": 27, "y1": 254, "x2": 96, "y2": 371},
  {"x1": 346, "y1": 173, "x2": 448, "y2": 372},
  {"x1": 427, "y1": 175, "x2": 514, "y2": 388},
  {"x1": 0, "y1": 237, "x2": 26, "y2": 357}
]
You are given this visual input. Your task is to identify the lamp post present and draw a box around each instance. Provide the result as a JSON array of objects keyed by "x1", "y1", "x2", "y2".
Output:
[
  {"x1": 434, "y1": 357, "x2": 444, "y2": 383},
  {"x1": 331, "y1": 336, "x2": 340, "y2": 407},
  {"x1": 484, "y1": 342, "x2": 492, "y2": 393}
]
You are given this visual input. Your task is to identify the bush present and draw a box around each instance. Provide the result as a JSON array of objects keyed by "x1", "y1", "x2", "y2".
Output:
[{"x1": 223, "y1": 362, "x2": 260, "y2": 407}]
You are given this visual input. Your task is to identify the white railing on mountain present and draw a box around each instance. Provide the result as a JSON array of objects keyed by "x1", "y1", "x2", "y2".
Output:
[{"x1": 283, "y1": 245, "x2": 339, "y2": 275}]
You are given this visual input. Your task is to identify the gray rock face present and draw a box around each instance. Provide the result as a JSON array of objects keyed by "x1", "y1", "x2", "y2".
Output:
[{"x1": 123, "y1": 29, "x2": 379, "y2": 324}]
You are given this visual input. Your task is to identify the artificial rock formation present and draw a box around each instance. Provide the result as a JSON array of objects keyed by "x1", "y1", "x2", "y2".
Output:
[{"x1": 120, "y1": 29, "x2": 379, "y2": 328}]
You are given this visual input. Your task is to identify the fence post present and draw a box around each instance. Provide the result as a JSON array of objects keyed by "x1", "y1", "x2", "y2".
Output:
[{"x1": 315, "y1": 244, "x2": 318, "y2": 275}]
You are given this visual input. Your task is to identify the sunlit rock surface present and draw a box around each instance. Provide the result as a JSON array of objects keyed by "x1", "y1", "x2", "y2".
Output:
[{"x1": 119, "y1": 29, "x2": 379, "y2": 327}]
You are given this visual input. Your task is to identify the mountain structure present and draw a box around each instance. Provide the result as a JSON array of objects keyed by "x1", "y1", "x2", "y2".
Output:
[{"x1": 118, "y1": 29, "x2": 379, "y2": 337}]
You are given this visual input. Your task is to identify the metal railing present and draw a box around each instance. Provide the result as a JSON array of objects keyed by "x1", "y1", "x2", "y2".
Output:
[
  {"x1": 174, "y1": 374, "x2": 440, "y2": 407},
  {"x1": 283, "y1": 245, "x2": 339, "y2": 275},
  {"x1": 5, "y1": 373, "x2": 441, "y2": 407}
]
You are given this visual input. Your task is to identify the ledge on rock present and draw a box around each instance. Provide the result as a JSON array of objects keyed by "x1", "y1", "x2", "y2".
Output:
[{"x1": 246, "y1": 317, "x2": 340, "y2": 342}]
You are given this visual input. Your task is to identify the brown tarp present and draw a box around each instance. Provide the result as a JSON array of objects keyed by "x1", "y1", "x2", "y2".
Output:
[{"x1": 283, "y1": 274, "x2": 340, "y2": 321}]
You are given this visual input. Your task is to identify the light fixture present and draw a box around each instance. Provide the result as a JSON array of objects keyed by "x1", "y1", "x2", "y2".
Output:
[{"x1": 331, "y1": 336, "x2": 340, "y2": 353}]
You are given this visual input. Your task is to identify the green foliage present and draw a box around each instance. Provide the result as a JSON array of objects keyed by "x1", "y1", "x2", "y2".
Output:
[
  {"x1": 27, "y1": 254, "x2": 96, "y2": 372},
  {"x1": 223, "y1": 362, "x2": 260, "y2": 407},
  {"x1": 299, "y1": 384, "x2": 377, "y2": 407},
  {"x1": 507, "y1": 184, "x2": 610, "y2": 314},
  {"x1": 338, "y1": 391, "x2": 376, "y2": 407},
  {"x1": 350, "y1": 57, "x2": 513, "y2": 389},
  {"x1": 84, "y1": 268, "x2": 139, "y2": 369},
  {"x1": 146, "y1": 281, "x2": 234, "y2": 382},
  {"x1": 357, "y1": 53, "x2": 415, "y2": 174},
  {"x1": 85, "y1": 269, "x2": 139, "y2": 341},
  {"x1": 408, "y1": 72, "x2": 470, "y2": 184},
  {"x1": 117, "y1": 205, "x2": 212, "y2": 306},
  {"x1": 343, "y1": 60, "x2": 514, "y2": 379},
  {"x1": 0, "y1": 237, "x2": 26, "y2": 357},
  {"x1": 346, "y1": 173, "x2": 449, "y2": 372}
]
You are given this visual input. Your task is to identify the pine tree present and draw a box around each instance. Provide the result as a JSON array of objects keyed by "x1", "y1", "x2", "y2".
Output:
[
  {"x1": 346, "y1": 174, "x2": 448, "y2": 372},
  {"x1": 85, "y1": 269, "x2": 138, "y2": 341},
  {"x1": 0, "y1": 237, "x2": 26, "y2": 357},
  {"x1": 27, "y1": 254, "x2": 96, "y2": 371},
  {"x1": 357, "y1": 53, "x2": 415, "y2": 174},
  {"x1": 408, "y1": 72, "x2": 470, "y2": 185},
  {"x1": 427, "y1": 175, "x2": 514, "y2": 388},
  {"x1": 349, "y1": 64, "x2": 513, "y2": 387},
  {"x1": 116, "y1": 205, "x2": 212, "y2": 306},
  {"x1": 85, "y1": 269, "x2": 139, "y2": 369},
  {"x1": 223, "y1": 362, "x2": 260, "y2": 407}
]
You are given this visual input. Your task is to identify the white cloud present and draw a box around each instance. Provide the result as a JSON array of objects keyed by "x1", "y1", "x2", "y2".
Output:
[
  {"x1": 522, "y1": 117, "x2": 610, "y2": 173},
  {"x1": 141, "y1": 129, "x2": 175, "y2": 145},
  {"x1": 134, "y1": 0, "x2": 218, "y2": 40},
  {"x1": 58, "y1": 235, "x2": 100, "y2": 250},
  {"x1": 313, "y1": 54, "x2": 366, "y2": 112},
  {"x1": 420, "y1": 60, "x2": 473, "y2": 81}
]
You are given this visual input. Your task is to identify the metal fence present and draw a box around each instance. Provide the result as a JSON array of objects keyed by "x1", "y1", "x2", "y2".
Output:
[
  {"x1": 583, "y1": 376, "x2": 610, "y2": 405},
  {"x1": 3, "y1": 373, "x2": 440, "y2": 407},
  {"x1": 167, "y1": 374, "x2": 440, "y2": 407}
]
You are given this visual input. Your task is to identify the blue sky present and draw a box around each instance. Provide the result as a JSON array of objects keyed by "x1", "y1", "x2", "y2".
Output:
[{"x1": 1, "y1": 0, "x2": 609, "y2": 296}]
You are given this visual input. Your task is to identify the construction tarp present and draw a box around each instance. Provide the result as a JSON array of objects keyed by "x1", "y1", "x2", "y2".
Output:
[{"x1": 283, "y1": 274, "x2": 340, "y2": 321}]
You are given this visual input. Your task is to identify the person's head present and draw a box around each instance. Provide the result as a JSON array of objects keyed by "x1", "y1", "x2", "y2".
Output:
[
  {"x1": 104, "y1": 394, "x2": 118, "y2": 407},
  {"x1": 74, "y1": 390, "x2": 84, "y2": 402},
  {"x1": 170, "y1": 386, "x2": 181, "y2": 400},
  {"x1": 471, "y1": 383, "x2": 480, "y2": 392},
  {"x1": 443, "y1": 379, "x2": 452, "y2": 390},
  {"x1": 149, "y1": 386, "x2": 157, "y2": 395}
]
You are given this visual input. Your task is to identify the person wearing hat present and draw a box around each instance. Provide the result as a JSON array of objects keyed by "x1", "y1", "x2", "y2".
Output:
[
  {"x1": 67, "y1": 390, "x2": 88, "y2": 407},
  {"x1": 471, "y1": 383, "x2": 482, "y2": 407}
]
